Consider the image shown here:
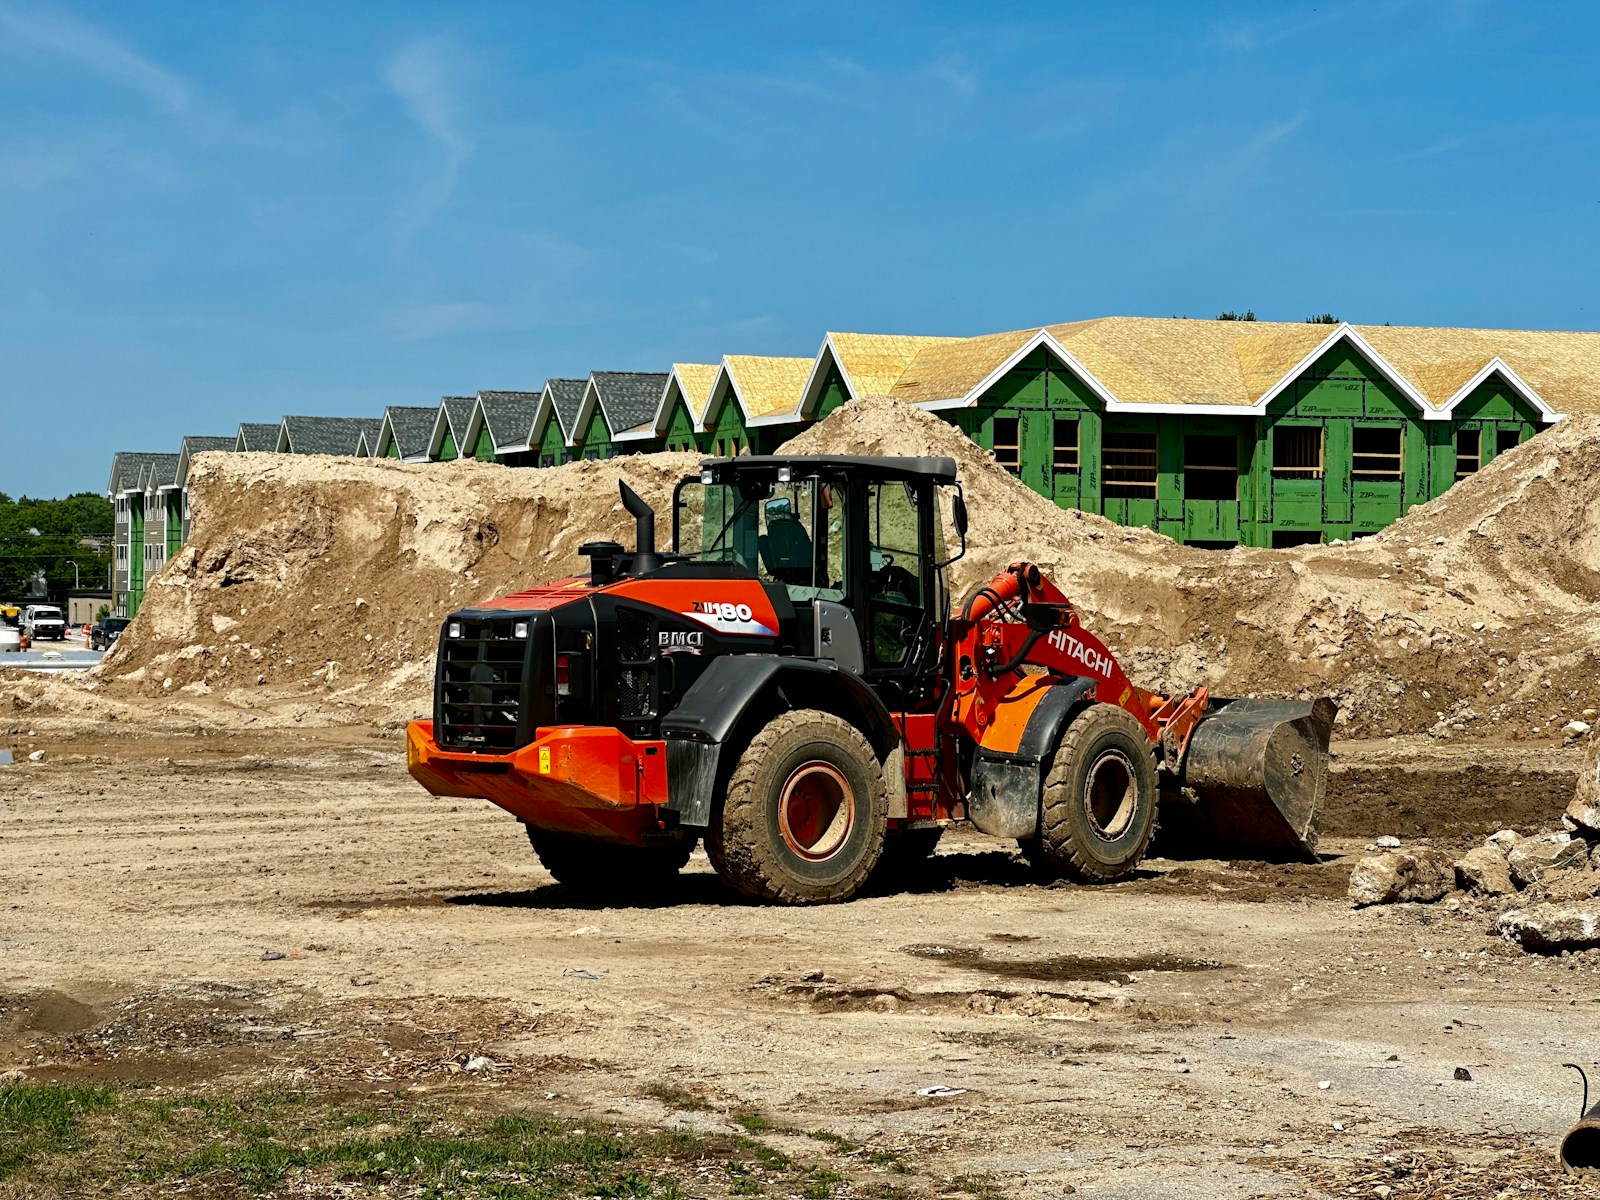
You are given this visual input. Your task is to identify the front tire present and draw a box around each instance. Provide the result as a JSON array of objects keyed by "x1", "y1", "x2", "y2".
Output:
[
  {"x1": 706, "y1": 709, "x2": 888, "y2": 904},
  {"x1": 526, "y1": 827, "x2": 695, "y2": 899},
  {"x1": 1021, "y1": 703, "x2": 1157, "y2": 882}
]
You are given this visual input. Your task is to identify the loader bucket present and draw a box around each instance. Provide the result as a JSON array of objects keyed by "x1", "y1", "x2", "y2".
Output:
[{"x1": 1162, "y1": 697, "x2": 1337, "y2": 860}]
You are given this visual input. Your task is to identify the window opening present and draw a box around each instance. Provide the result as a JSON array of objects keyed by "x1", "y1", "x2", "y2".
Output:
[
  {"x1": 991, "y1": 416, "x2": 1021, "y2": 475},
  {"x1": 1103, "y1": 429, "x2": 1158, "y2": 499},
  {"x1": 1455, "y1": 428, "x2": 1480, "y2": 481},
  {"x1": 1052, "y1": 418, "x2": 1079, "y2": 472},
  {"x1": 1496, "y1": 428, "x2": 1521, "y2": 457},
  {"x1": 1352, "y1": 426, "x2": 1403, "y2": 481},
  {"x1": 1184, "y1": 434, "x2": 1238, "y2": 501},
  {"x1": 1273, "y1": 426, "x2": 1323, "y2": 479}
]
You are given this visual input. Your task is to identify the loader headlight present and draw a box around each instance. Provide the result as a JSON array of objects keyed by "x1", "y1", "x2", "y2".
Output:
[
  {"x1": 700, "y1": 468, "x2": 714, "y2": 484},
  {"x1": 447, "y1": 621, "x2": 462, "y2": 639},
  {"x1": 776, "y1": 466, "x2": 791, "y2": 482},
  {"x1": 513, "y1": 621, "x2": 528, "y2": 639}
]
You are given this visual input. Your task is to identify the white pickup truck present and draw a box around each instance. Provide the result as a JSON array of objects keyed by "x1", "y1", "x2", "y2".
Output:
[{"x1": 22, "y1": 604, "x2": 68, "y2": 641}]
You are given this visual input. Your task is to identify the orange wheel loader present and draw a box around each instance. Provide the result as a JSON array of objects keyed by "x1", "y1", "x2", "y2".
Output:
[{"x1": 407, "y1": 456, "x2": 1334, "y2": 904}]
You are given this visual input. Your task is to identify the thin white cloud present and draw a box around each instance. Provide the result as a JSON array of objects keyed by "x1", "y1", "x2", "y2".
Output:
[
  {"x1": 1212, "y1": 8, "x2": 1339, "y2": 51},
  {"x1": 1186, "y1": 112, "x2": 1308, "y2": 204},
  {"x1": 0, "y1": 3, "x2": 189, "y2": 113},
  {"x1": 385, "y1": 36, "x2": 474, "y2": 233}
]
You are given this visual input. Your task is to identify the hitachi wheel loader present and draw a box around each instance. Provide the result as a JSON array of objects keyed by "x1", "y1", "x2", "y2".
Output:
[{"x1": 407, "y1": 455, "x2": 1334, "y2": 904}]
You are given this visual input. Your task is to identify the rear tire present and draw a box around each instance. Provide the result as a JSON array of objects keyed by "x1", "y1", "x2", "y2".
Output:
[
  {"x1": 526, "y1": 827, "x2": 694, "y2": 899},
  {"x1": 1021, "y1": 703, "x2": 1156, "y2": 882},
  {"x1": 706, "y1": 709, "x2": 888, "y2": 904}
]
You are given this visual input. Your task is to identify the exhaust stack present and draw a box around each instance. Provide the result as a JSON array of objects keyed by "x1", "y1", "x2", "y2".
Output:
[{"x1": 619, "y1": 481, "x2": 662, "y2": 576}]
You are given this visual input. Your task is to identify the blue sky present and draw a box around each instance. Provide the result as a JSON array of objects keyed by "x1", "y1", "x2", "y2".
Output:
[{"x1": 1, "y1": 1, "x2": 1596, "y2": 497}]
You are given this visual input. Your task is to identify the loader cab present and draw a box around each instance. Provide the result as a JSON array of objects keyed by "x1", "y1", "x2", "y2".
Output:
[{"x1": 672, "y1": 454, "x2": 962, "y2": 709}]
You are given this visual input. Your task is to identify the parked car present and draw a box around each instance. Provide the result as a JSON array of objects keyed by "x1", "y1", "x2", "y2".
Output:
[
  {"x1": 91, "y1": 616, "x2": 131, "y2": 650},
  {"x1": 22, "y1": 605, "x2": 67, "y2": 641}
]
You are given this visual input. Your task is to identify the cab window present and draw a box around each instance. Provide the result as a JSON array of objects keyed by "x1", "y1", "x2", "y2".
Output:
[{"x1": 866, "y1": 481, "x2": 925, "y2": 665}]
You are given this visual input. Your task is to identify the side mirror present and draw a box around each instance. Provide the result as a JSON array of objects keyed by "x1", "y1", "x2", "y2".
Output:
[{"x1": 935, "y1": 485, "x2": 968, "y2": 569}]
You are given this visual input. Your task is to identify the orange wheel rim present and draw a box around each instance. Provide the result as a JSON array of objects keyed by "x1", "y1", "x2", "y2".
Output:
[{"x1": 778, "y1": 761, "x2": 854, "y2": 861}]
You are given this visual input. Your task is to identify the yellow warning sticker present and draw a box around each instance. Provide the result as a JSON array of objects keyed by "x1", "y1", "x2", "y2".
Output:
[{"x1": 538, "y1": 747, "x2": 551, "y2": 775}]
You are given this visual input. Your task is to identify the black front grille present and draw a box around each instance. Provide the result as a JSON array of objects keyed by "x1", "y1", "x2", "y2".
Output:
[
  {"x1": 614, "y1": 607, "x2": 656, "y2": 720},
  {"x1": 437, "y1": 615, "x2": 530, "y2": 752}
]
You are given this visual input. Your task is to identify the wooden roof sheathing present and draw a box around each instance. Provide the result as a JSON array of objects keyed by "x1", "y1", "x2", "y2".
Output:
[
  {"x1": 887, "y1": 328, "x2": 1040, "y2": 406},
  {"x1": 827, "y1": 333, "x2": 960, "y2": 401},
  {"x1": 724, "y1": 356, "x2": 814, "y2": 420},
  {"x1": 1354, "y1": 325, "x2": 1600, "y2": 414},
  {"x1": 671, "y1": 363, "x2": 719, "y2": 422}
]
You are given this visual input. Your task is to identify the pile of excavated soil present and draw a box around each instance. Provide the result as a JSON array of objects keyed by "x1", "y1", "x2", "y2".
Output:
[
  {"x1": 2, "y1": 452, "x2": 697, "y2": 729},
  {"x1": 9, "y1": 397, "x2": 1600, "y2": 741},
  {"x1": 781, "y1": 398, "x2": 1600, "y2": 741}
]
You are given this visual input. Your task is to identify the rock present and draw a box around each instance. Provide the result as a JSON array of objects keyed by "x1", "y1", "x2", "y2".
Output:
[
  {"x1": 1348, "y1": 850, "x2": 1456, "y2": 907},
  {"x1": 26, "y1": 749, "x2": 45, "y2": 763},
  {"x1": 1544, "y1": 869, "x2": 1600, "y2": 904},
  {"x1": 1508, "y1": 834, "x2": 1587, "y2": 889},
  {"x1": 1487, "y1": 829, "x2": 1522, "y2": 853},
  {"x1": 260, "y1": 950, "x2": 286, "y2": 961},
  {"x1": 1566, "y1": 720, "x2": 1593, "y2": 740},
  {"x1": 1454, "y1": 1067, "x2": 1473, "y2": 1081},
  {"x1": 1497, "y1": 906, "x2": 1600, "y2": 954},
  {"x1": 1375, "y1": 835, "x2": 1402, "y2": 849},
  {"x1": 1455, "y1": 845, "x2": 1514, "y2": 896}
]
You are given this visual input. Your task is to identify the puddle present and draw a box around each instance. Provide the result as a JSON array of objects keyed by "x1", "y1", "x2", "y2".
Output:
[{"x1": 901, "y1": 944, "x2": 1223, "y2": 985}]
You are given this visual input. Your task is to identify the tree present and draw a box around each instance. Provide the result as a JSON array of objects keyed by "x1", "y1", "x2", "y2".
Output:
[
  {"x1": 1216, "y1": 310, "x2": 1257, "y2": 322},
  {"x1": 0, "y1": 492, "x2": 113, "y2": 603},
  {"x1": 1305, "y1": 313, "x2": 1340, "y2": 324}
]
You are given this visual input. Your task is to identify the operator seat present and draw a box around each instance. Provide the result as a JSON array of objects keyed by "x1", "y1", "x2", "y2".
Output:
[{"x1": 758, "y1": 513, "x2": 814, "y2": 586}]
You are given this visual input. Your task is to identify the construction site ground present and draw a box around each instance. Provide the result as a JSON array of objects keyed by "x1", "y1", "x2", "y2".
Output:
[{"x1": 3, "y1": 722, "x2": 1594, "y2": 1199}]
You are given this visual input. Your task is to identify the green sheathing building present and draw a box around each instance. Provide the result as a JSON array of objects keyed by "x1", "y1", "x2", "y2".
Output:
[
  {"x1": 127, "y1": 495, "x2": 146, "y2": 616},
  {"x1": 661, "y1": 394, "x2": 701, "y2": 451},
  {"x1": 536, "y1": 418, "x2": 568, "y2": 467},
  {"x1": 469, "y1": 424, "x2": 495, "y2": 462},
  {"x1": 435, "y1": 428, "x2": 459, "y2": 462},
  {"x1": 574, "y1": 408, "x2": 612, "y2": 460},
  {"x1": 947, "y1": 344, "x2": 1538, "y2": 549},
  {"x1": 813, "y1": 364, "x2": 851, "y2": 420},
  {"x1": 701, "y1": 399, "x2": 750, "y2": 457},
  {"x1": 165, "y1": 493, "x2": 183, "y2": 559}
]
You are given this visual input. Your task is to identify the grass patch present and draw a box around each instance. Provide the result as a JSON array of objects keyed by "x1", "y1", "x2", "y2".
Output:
[
  {"x1": 0, "y1": 1080, "x2": 926, "y2": 1199},
  {"x1": 0, "y1": 1083, "x2": 120, "y2": 1178},
  {"x1": 643, "y1": 1083, "x2": 712, "y2": 1113}
]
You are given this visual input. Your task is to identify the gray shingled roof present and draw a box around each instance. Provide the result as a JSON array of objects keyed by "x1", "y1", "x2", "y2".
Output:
[
  {"x1": 591, "y1": 372, "x2": 669, "y2": 435},
  {"x1": 545, "y1": 379, "x2": 588, "y2": 440},
  {"x1": 140, "y1": 453, "x2": 182, "y2": 491},
  {"x1": 236, "y1": 422, "x2": 282, "y2": 452},
  {"x1": 108, "y1": 451, "x2": 165, "y2": 495},
  {"x1": 478, "y1": 391, "x2": 541, "y2": 449},
  {"x1": 281, "y1": 416, "x2": 380, "y2": 456},
  {"x1": 382, "y1": 406, "x2": 441, "y2": 459}
]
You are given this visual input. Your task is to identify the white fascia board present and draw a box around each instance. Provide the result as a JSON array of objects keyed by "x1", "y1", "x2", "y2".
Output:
[
  {"x1": 463, "y1": 398, "x2": 488, "y2": 454},
  {"x1": 274, "y1": 422, "x2": 292, "y2": 453},
  {"x1": 527, "y1": 389, "x2": 554, "y2": 445},
  {"x1": 1442, "y1": 357, "x2": 1560, "y2": 423},
  {"x1": 1253, "y1": 324, "x2": 1434, "y2": 418},
  {"x1": 401, "y1": 454, "x2": 431, "y2": 464},
  {"x1": 425, "y1": 405, "x2": 453, "y2": 458},
  {"x1": 374, "y1": 414, "x2": 398, "y2": 459},
  {"x1": 651, "y1": 374, "x2": 682, "y2": 437},
  {"x1": 745, "y1": 410, "x2": 806, "y2": 428},
  {"x1": 797, "y1": 335, "x2": 845, "y2": 419},
  {"x1": 696, "y1": 362, "x2": 738, "y2": 433},
  {"x1": 613, "y1": 421, "x2": 657, "y2": 442},
  {"x1": 572, "y1": 377, "x2": 604, "y2": 447}
]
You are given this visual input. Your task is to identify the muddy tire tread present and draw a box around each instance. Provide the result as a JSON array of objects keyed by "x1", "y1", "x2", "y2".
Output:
[
  {"x1": 706, "y1": 709, "x2": 887, "y2": 905},
  {"x1": 1037, "y1": 703, "x2": 1157, "y2": 883}
]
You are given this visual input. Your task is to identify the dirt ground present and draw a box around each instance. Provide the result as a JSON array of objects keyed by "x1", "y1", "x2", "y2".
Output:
[{"x1": 3, "y1": 723, "x2": 1596, "y2": 1199}]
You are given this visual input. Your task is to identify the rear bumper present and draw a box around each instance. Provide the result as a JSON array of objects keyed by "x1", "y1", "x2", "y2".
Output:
[{"x1": 406, "y1": 720, "x2": 670, "y2": 844}]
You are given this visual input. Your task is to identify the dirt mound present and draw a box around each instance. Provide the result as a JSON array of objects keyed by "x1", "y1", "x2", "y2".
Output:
[
  {"x1": 12, "y1": 397, "x2": 1600, "y2": 740},
  {"x1": 44, "y1": 451, "x2": 697, "y2": 727},
  {"x1": 781, "y1": 397, "x2": 1600, "y2": 740}
]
